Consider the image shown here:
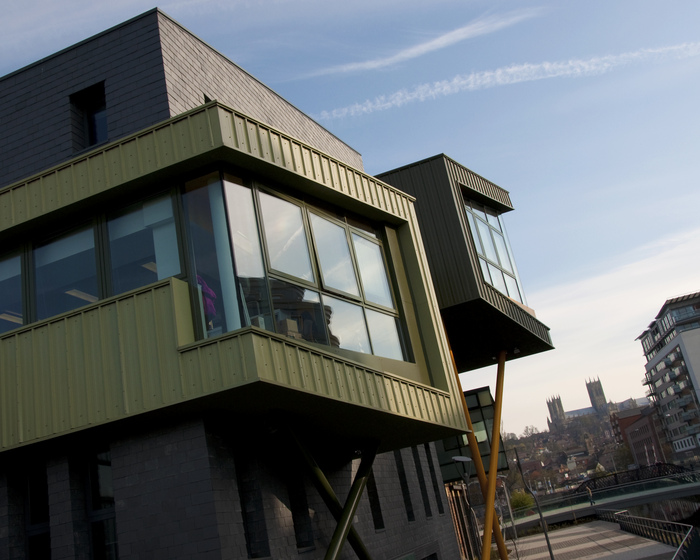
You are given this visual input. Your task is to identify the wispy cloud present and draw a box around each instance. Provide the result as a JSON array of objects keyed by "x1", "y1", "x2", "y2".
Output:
[
  {"x1": 318, "y1": 41, "x2": 700, "y2": 120},
  {"x1": 464, "y1": 227, "x2": 700, "y2": 434},
  {"x1": 305, "y1": 10, "x2": 540, "y2": 78}
]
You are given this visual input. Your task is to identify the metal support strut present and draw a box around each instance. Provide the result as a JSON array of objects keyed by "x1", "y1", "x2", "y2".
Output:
[
  {"x1": 289, "y1": 429, "x2": 377, "y2": 560},
  {"x1": 448, "y1": 342, "x2": 510, "y2": 560}
]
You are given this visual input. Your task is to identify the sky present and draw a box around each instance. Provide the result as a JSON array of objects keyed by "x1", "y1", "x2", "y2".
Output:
[{"x1": 2, "y1": 0, "x2": 700, "y2": 436}]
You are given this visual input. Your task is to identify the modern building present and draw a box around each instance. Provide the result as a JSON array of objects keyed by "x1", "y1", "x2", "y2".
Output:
[
  {"x1": 377, "y1": 154, "x2": 553, "y2": 559},
  {"x1": 0, "y1": 10, "x2": 471, "y2": 560},
  {"x1": 638, "y1": 291, "x2": 700, "y2": 462},
  {"x1": 376, "y1": 154, "x2": 553, "y2": 374}
]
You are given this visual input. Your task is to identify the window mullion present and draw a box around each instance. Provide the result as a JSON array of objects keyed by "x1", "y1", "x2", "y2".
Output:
[
  {"x1": 21, "y1": 244, "x2": 35, "y2": 326},
  {"x1": 94, "y1": 217, "x2": 112, "y2": 298}
]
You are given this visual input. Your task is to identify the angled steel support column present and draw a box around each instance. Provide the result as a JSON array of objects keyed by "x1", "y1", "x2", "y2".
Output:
[
  {"x1": 288, "y1": 430, "x2": 374, "y2": 560},
  {"x1": 447, "y1": 341, "x2": 509, "y2": 560},
  {"x1": 324, "y1": 444, "x2": 378, "y2": 560},
  {"x1": 480, "y1": 350, "x2": 507, "y2": 560}
]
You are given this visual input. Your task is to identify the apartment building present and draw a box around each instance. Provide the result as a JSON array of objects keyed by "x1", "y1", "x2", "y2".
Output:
[{"x1": 639, "y1": 291, "x2": 700, "y2": 462}]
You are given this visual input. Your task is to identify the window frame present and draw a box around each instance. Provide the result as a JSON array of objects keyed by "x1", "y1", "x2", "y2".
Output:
[
  {"x1": 464, "y1": 197, "x2": 526, "y2": 305},
  {"x1": 252, "y1": 183, "x2": 407, "y2": 360},
  {"x1": 1, "y1": 188, "x2": 184, "y2": 333},
  {"x1": 1, "y1": 165, "x2": 411, "y2": 364}
]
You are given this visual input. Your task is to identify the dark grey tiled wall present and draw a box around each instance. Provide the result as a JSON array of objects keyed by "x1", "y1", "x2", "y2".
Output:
[
  {"x1": 157, "y1": 14, "x2": 363, "y2": 171},
  {"x1": 0, "y1": 421, "x2": 459, "y2": 560},
  {"x1": 0, "y1": 11, "x2": 171, "y2": 188},
  {"x1": 0, "y1": 9, "x2": 363, "y2": 190},
  {"x1": 111, "y1": 420, "x2": 230, "y2": 560}
]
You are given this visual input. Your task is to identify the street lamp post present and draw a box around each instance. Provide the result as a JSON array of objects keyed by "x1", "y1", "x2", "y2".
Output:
[{"x1": 512, "y1": 448, "x2": 555, "y2": 560}]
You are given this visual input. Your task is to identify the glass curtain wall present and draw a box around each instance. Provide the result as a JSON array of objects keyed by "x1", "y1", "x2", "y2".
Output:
[
  {"x1": 182, "y1": 172, "x2": 406, "y2": 361},
  {"x1": 3, "y1": 169, "x2": 407, "y2": 363}
]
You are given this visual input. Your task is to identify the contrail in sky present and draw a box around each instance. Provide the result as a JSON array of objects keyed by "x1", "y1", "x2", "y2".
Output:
[
  {"x1": 305, "y1": 10, "x2": 540, "y2": 78},
  {"x1": 317, "y1": 42, "x2": 700, "y2": 120}
]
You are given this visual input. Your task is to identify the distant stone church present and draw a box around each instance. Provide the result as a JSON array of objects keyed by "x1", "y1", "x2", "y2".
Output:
[{"x1": 547, "y1": 378, "x2": 612, "y2": 432}]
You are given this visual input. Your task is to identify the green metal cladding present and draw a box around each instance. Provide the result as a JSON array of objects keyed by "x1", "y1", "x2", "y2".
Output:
[
  {"x1": 0, "y1": 102, "x2": 412, "y2": 233},
  {"x1": 0, "y1": 279, "x2": 463, "y2": 451},
  {"x1": 0, "y1": 103, "x2": 467, "y2": 452}
]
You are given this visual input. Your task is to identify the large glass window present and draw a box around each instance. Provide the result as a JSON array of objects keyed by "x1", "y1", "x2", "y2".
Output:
[
  {"x1": 309, "y1": 213, "x2": 359, "y2": 296},
  {"x1": 351, "y1": 233, "x2": 394, "y2": 309},
  {"x1": 35, "y1": 226, "x2": 99, "y2": 320},
  {"x1": 258, "y1": 190, "x2": 406, "y2": 361},
  {"x1": 184, "y1": 173, "x2": 243, "y2": 337},
  {"x1": 107, "y1": 194, "x2": 180, "y2": 294},
  {"x1": 0, "y1": 253, "x2": 23, "y2": 334},
  {"x1": 465, "y1": 199, "x2": 525, "y2": 304},
  {"x1": 3, "y1": 169, "x2": 408, "y2": 363},
  {"x1": 223, "y1": 176, "x2": 273, "y2": 332},
  {"x1": 259, "y1": 191, "x2": 314, "y2": 282}
]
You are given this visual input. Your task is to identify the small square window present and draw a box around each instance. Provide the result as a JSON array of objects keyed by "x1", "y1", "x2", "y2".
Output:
[{"x1": 70, "y1": 82, "x2": 107, "y2": 150}]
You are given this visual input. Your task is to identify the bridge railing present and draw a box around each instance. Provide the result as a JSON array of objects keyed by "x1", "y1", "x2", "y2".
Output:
[
  {"x1": 598, "y1": 509, "x2": 700, "y2": 560},
  {"x1": 511, "y1": 471, "x2": 700, "y2": 519}
]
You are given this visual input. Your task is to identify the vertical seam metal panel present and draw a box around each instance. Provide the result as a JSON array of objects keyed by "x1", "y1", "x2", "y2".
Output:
[
  {"x1": 243, "y1": 331, "x2": 458, "y2": 424},
  {"x1": 0, "y1": 279, "x2": 194, "y2": 450},
  {"x1": 1, "y1": 103, "x2": 412, "y2": 237}
]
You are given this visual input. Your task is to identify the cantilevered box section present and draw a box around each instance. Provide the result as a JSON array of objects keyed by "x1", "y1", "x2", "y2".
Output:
[
  {"x1": 378, "y1": 154, "x2": 553, "y2": 372},
  {"x1": 0, "y1": 103, "x2": 467, "y2": 455}
]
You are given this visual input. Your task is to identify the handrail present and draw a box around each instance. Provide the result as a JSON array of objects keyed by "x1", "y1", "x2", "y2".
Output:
[
  {"x1": 510, "y1": 471, "x2": 700, "y2": 520},
  {"x1": 598, "y1": 509, "x2": 700, "y2": 560}
]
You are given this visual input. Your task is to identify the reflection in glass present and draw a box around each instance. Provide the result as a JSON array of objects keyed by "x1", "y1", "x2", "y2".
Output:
[
  {"x1": 476, "y1": 220, "x2": 497, "y2": 263},
  {"x1": 322, "y1": 295, "x2": 370, "y2": 354},
  {"x1": 478, "y1": 258, "x2": 491, "y2": 284},
  {"x1": 309, "y1": 214, "x2": 359, "y2": 296},
  {"x1": 270, "y1": 279, "x2": 328, "y2": 345},
  {"x1": 466, "y1": 200, "x2": 526, "y2": 305},
  {"x1": 504, "y1": 275, "x2": 522, "y2": 303},
  {"x1": 184, "y1": 174, "x2": 241, "y2": 337},
  {"x1": 0, "y1": 253, "x2": 22, "y2": 333},
  {"x1": 486, "y1": 211, "x2": 501, "y2": 231},
  {"x1": 493, "y1": 232, "x2": 513, "y2": 273},
  {"x1": 108, "y1": 194, "x2": 180, "y2": 294},
  {"x1": 35, "y1": 226, "x2": 98, "y2": 320},
  {"x1": 259, "y1": 192, "x2": 314, "y2": 282},
  {"x1": 351, "y1": 234, "x2": 393, "y2": 308},
  {"x1": 366, "y1": 309, "x2": 404, "y2": 360},
  {"x1": 487, "y1": 263, "x2": 507, "y2": 295},
  {"x1": 472, "y1": 420, "x2": 488, "y2": 443},
  {"x1": 466, "y1": 213, "x2": 481, "y2": 254},
  {"x1": 224, "y1": 177, "x2": 273, "y2": 332}
]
